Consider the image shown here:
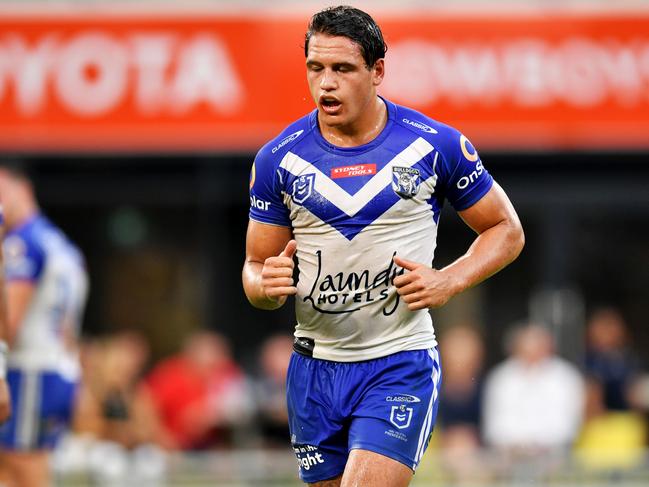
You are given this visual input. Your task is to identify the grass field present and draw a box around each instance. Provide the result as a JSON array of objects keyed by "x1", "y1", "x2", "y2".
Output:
[{"x1": 53, "y1": 439, "x2": 649, "y2": 486}]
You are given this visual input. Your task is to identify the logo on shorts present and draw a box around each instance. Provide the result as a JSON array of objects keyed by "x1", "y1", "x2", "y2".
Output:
[
  {"x1": 386, "y1": 394, "x2": 420, "y2": 403},
  {"x1": 292, "y1": 174, "x2": 315, "y2": 204},
  {"x1": 293, "y1": 444, "x2": 325, "y2": 471},
  {"x1": 390, "y1": 404, "x2": 413, "y2": 429},
  {"x1": 392, "y1": 167, "x2": 420, "y2": 199}
]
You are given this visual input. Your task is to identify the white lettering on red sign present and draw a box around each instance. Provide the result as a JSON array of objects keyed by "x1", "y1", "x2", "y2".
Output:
[
  {"x1": 382, "y1": 38, "x2": 649, "y2": 108},
  {"x1": 331, "y1": 164, "x2": 377, "y2": 179},
  {"x1": 0, "y1": 32, "x2": 243, "y2": 118}
]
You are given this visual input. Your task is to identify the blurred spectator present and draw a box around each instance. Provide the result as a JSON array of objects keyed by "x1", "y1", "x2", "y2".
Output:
[
  {"x1": 438, "y1": 324, "x2": 485, "y2": 433},
  {"x1": 74, "y1": 331, "x2": 160, "y2": 448},
  {"x1": 144, "y1": 330, "x2": 253, "y2": 450},
  {"x1": 437, "y1": 324, "x2": 485, "y2": 477},
  {"x1": 575, "y1": 376, "x2": 646, "y2": 470},
  {"x1": 585, "y1": 307, "x2": 642, "y2": 411},
  {"x1": 483, "y1": 323, "x2": 584, "y2": 452},
  {"x1": 56, "y1": 331, "x2": 168, "y2": 485},
  {"x1": 251, "y1": 334, "x2": 293, "y2": 447}
]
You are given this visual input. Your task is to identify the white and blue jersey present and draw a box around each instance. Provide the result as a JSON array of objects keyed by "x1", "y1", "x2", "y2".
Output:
[
  {"x1": 0, "y1": 214, "x2": 88, "y2": 450},
  {"x1": 251, "y1": 98, "x2": 494, "y2": 479},
  {"x1": 250, "y1": 97, "x2": 493, "y2": 362}
]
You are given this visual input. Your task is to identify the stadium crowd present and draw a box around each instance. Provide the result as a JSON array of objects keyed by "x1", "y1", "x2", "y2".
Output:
[{"x1": 51, "y1": 306, "x2": 648, "y2": 483}]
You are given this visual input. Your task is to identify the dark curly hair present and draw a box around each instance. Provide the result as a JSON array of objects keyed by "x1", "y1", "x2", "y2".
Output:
[{"x1": 305, "y1": 5, "x2": 387, "y2": 68}]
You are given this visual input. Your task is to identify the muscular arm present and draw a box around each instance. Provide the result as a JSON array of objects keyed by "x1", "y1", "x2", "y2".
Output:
[
  {"x1": 394, "y1": 182, "x2": 524, "y2": 310},
  {"x1": 242, "y1": 220, "x2": 297, "y2": 310},
  {"x1": 445, "y1": 182, "x2": 524, "y2": 292}
]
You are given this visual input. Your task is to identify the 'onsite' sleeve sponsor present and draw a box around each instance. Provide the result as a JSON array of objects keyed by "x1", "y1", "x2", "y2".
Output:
[{"x1": 443, "y1": 133, "x2": 493, "y2": 211}]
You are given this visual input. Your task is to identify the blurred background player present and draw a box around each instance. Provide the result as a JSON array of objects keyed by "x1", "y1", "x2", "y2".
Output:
[
  {"x1": 0, "y1": 162, "x2": 89, "y2": 487},
  {"x1": 0, "y1": 204, "x2": 12, "y2": 425}
]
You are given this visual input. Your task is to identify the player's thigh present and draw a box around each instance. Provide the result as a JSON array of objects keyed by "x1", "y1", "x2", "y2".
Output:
[
  {"x1": 309, "y1": 474, "x2": 342, "y2": 487},
  {"x1": 348, "y1": 348, "x2": 441, "y2": 471},
  {"x1": 341, "y1": 449, "x2": 412, "y2": 487},
  {"x1": 0, "y1": 450, "x2": 49, "y2": 487},
  {"x1": 287, "y1": 352, "x2": 348, "y2": 483}
]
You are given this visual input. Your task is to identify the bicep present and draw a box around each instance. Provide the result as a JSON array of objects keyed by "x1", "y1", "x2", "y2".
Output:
[
  {"x1": 245, "y1": 220, "x2": 293, "y2": 264},
  {"x1": 457, "y1": 182, "x2": 521, "y2": 235}
]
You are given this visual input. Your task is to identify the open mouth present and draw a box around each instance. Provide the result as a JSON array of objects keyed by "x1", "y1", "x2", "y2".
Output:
[{"x1": 320, "y1": 96, "x2": 342, "y2": 114}]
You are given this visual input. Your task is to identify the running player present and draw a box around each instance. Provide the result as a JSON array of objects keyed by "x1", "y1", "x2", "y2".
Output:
[
  {"x1": 0, "y1": 206, "x2": 12, "y2": 425},
  {"x1": 242, "y1": 6, "x2": 524, "y2": 486},
  {"x1": 0, "y1": 162, "x2": 89, "y2": 487}
]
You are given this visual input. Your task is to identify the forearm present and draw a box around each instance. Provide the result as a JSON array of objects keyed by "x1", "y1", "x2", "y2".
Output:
[
  {"x1": 242, "y1": 261, "x2": 285, "y2": 310},
  {"x1": 441, "y1": 217, "x2": 524, "y2": 295}
]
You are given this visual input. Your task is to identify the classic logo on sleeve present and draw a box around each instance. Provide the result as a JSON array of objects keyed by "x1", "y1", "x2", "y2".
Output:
[
  {"x1": 402, "y1": 118, "x2": 438, "y2": 134},
  {"x1": 271, "y1": 130, "x2": 304, "y2": 154},
  {"x1": 392, "y1": 166, "x2": 421, "y2": 199}
]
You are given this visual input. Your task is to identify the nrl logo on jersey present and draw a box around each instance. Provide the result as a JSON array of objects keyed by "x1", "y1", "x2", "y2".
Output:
[
  {"x1": 292, "y1": 173, "x2": 315, "y2": 204},
  {"x1": 392, "y1": 166, "x2": 421, "y2": 199},
  {"x1": 390, "y1": 404, "x2": 413, "y2": 430}
]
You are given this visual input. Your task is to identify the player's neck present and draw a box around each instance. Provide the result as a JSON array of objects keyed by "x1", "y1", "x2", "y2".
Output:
[{"x1": 319, "y1": 96, "x2": 387, "y2": 148}]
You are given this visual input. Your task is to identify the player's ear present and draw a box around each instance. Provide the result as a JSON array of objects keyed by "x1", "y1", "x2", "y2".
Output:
[{"x1": 372, "y1": 59, "x2": 385, "y2": 86}]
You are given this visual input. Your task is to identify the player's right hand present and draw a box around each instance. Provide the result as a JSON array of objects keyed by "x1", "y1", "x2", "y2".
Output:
[{"x1": 260, "y1": 240, "x2": 298, "y2": 304}]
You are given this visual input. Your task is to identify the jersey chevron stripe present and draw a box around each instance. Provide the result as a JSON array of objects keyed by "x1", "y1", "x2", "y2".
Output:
[{"x1": 279, "y1": 137, "x2": 435, "y2": 217}]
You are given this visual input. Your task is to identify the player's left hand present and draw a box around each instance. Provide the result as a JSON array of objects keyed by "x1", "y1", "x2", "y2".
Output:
[
  {"x1": 393, "y1": 256, "x2": 460, "y2": 310},
  {"x1": 0, "y1": 378, "x2": 11, "y2": 424}
]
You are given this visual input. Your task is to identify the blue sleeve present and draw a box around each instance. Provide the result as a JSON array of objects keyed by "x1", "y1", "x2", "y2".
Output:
[
  {"x1": 3, "y1": 233, "x2": 45, "y2": 282},
  {"x1": 248, "y1": 148, "x2": 291, "y2": 227},
  {"x1": 440, "y1": 132, "x2": 493, "y2": 211}
]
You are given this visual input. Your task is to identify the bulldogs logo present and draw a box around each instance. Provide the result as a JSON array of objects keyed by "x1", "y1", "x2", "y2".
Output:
[{"x1": 392, "y1": 167, "x2": 420, "y2": 199}]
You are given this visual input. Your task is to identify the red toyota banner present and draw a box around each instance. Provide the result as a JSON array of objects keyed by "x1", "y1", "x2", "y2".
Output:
[{"x1": 0, "y1": 10, "x2": 648, "y2": 152}]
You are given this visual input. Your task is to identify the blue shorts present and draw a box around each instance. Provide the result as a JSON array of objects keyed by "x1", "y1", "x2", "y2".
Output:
[
  {"x1": 0, "y1": 369, "x2": 78, "y2": 451},
  {"x1": 287, "y1": 348, "x2": 441, "y2": 483}
]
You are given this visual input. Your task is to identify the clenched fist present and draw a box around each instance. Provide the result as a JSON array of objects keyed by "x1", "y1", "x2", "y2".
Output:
[{"x1": 261, "y1": 240, "x2": 298, "y2": 305}]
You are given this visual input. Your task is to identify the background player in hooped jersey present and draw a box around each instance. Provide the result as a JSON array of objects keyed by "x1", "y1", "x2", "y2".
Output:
[
  {"x1": 243, "y1": 6, "x2": 524, "y2": 487},
  {"x1": 0, "y1": 162, "x2": 88, "y2": 487}
]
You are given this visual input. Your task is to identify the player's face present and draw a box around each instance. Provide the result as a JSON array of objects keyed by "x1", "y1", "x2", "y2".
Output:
[{"x1": 306, "y1": 34, "x2": 384, "y2": 130}]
